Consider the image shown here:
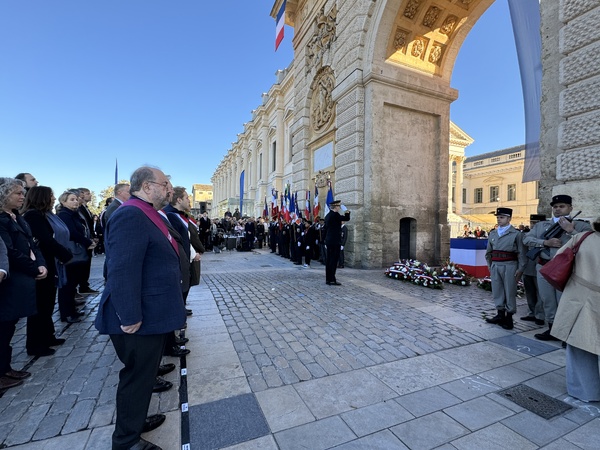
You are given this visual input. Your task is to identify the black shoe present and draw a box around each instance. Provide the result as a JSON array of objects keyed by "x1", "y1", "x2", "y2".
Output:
[
  {"x1": 520, "y1": 315, "x2": 536, "y2": 322},
  {"x1": 501, "y1": 313, "x2": 514, "y2": 330},
  {"x1": 60, "y1": 316, "x2": 81, "y2": 323},
  {"x1": 75, "y1": 311, "x2": 85, "y2": 317},
  {"x1": 174, "y1": 337, "x2": 189, "y2": 345},
  {"x1": 535, "y1": 319, "x2": 545, "y2": 326},
  {"x1": 486, "y1": 311, "x2": 506, "y2": 324},
  {"x1": 535, "y1": 329, "x2": 559, "y2": 341},
  {"x1": 330, "y1": 281, "x2": 342, "y2": 286},
  {"x1": 49, "y1": 338, "x2": 66, "y2": 346},
  {"x1": 79, "y1": 288, "x2": 99, "y2": 294},
  {"x1": 186, "y1": 309, "x2": 193, "y2": 316},
  {"x1": 152, "y1": 377, "x2": 173, "y2": 393},
  {"x1": 27, "y1": 347, "x2": 55, "y2": 357},
  {"x1": 157, "y1": 363, "x2": 176, "y2": 376},
  {"x1": 130, "y1": 438, "x2": 162, "y2": 450},
  {"x1": 165, "y1": 346, "x2": 190, "y2": 357},
  {"x1": 142, "y1": 413, "x2": 166, "y2": 433}
]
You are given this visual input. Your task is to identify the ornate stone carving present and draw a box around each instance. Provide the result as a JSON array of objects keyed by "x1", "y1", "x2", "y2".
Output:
[
  {"x1": 429, "y1": 43, "x2": 444, "y2": 65},
  {"x1": 314, "y1": 170, "x2": 331, "y2": 188},
  {"x1": 306, "y1": 5, "x2": 337, "y2": 73},
  {"x1": 403, "y1": 0, "x2": 423, "y2": 20},
  {"x1": 411, "y1": 37, "x2": 428, "y2": 59},
  {"x1": 422, "y1": 6, "x2": 441, "y2": 28},
  {"x1": 440, "y1": 15, "x2": 458, "y2": 36},
  {"x1": 310, "y1": 67, "x2": 336, "y2": 133},
  {"x1": 460, "y1": 0, "x2": 473, "y2": 8},
  {"x1": 393, "y1": 27, "x2": 410, "y2": 52}
]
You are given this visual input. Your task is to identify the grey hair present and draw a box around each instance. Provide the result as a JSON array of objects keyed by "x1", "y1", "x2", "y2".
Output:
[
  {"x1": 0, "y1": 177, "x2": 25, "y2": 209},
  {"x1": 130, "y1": 166, "x2": 167, "y2": 193}
]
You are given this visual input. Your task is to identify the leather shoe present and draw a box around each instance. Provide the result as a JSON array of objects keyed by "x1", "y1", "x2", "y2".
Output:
[
  {"x1": 157, "y1": 363, "x2": 176, "y2": 376},
  {"x1": 535, "y1": 329, "x2": 559, "y2": 341},
  {"x1": 75, "y1": 310, "x2": 85, "y2": 317},
  {"x1": 152, "y1": 377, "x2": 173, "y2": 393},
  {"x1": 79, "y1": 288, "x2": 99, "y2": 294},
  {"x1": 329, "y1": 281, "x2": 342, "y2": 286},
  {"x1": 186, "y1": 309, "x2": 193, "y2": 316},
  {"x1": 0, "y1": 376, "x2": 24, "y2": 390},
  {"x1": 174, "y1": 337, "x2": 189, "y2": 345},
  {"x1": 129, "y1": 438, "x2": 162, "y2": 450},
  {"x1": 5, "y1": 369, "x2": 31, "y2": 380},
  {"x1": 165, "y1": 346, "x2": 190, "y2": 357},
  {"x1": 142, "y1": 414, "x2": 166, "y2": 433},
  {"x1": 74, "y1": 299, "x2": 86, "y2": 306},
  {"x1": 27, "y1": 347, "x2": 55, "y2": 357},
  {"x1": 520, "y1": 315, "x2": 536, "y2": 322},
  {"x1": 49, "y1": 338, "x2": 66, "y2": 346},
  {"x1": 60, "y1": 316, "x2": 81, "y2": 323},
  {"x1": 535, "y1": 319, "x2": 545, "y2": 326}
]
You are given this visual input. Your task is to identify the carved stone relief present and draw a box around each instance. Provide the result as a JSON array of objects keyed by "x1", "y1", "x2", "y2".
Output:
[
  {"x1": 422, "y1": 6, "x2": 441, "y2": 28},
  {"x1": 440, "y1": 15, "x2": 458, "y2": 36},
  {"x1": 306, "y1": 5, "x2": 337, "y2": 73},
  {"x1": 411, "y1": 36, "x2": 429, "y2": 59},
  {"x1": 314, "y1": 170, "x2": 331, "y2": 189},
  {"x1": 310, "y1": 67, "x2": 336, "y2": 133},
  {"x1": 429, "y1": 43, "x2": 444, "y2": 65},
  {"x1": 393, "y1": 27, "x2": 410, "y2": 52},
  {"x1": 403, "y1": 0, "x2": 423, "y2": 20}
]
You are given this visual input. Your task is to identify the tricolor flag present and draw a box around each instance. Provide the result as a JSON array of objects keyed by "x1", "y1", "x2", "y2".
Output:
[
  {"x1": 275, "y1": 0, "x2": 286, "y2": 51},
  {"x1": 313, "y1": 185, "x2": 320, "y2": 219},
  {"x1": 305, "y1": 190, "x2": 310, "y2": 220},
  {"x1": 271, "y1": 188, "x2": 279, "y2": 219},
  {"x1": 324, "y1": 180, "x2": 334, "y2": 216},
  {"x1": 289, "y1": 190, "x2": 296, "y2": 220},
  {"x1": 263, "y1": 197, "x2": 268, "y2": 218}
]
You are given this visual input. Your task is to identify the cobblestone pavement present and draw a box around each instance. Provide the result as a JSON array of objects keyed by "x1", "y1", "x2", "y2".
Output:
[{"x1": 1, "y1": 249, "x2": 599, "y2": 450}]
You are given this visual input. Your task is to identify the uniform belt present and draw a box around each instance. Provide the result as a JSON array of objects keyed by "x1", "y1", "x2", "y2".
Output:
[{"x1": 491, "y1": 251, "x2": 518, "y2": 261}]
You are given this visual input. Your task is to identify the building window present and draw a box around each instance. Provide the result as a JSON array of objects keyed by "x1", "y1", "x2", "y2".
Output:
[
  {"x1": 491, "y1": 157, "x2": 501, "y2": 163},
  {"x1": 474, "y1": 188, "x2": 483, "y2": 204},
  {"x1": 489, "y1": 186, "x2": 499, "y2": 202},
  {"x1": 473, "y1": 161, "x2": 484, "y2": 166},
  {"x1": 507, "y1": 184, "x2": 516, "y2": 201},
  {"x1": 272, "y1": 142, "x2": 277, "y2": 172},
  {"x1": 508, "y1": 152, "x2": 522, "y2": 159},
  {"x1": 462, "y1": 188, "x2": 467, "y2": 204}
]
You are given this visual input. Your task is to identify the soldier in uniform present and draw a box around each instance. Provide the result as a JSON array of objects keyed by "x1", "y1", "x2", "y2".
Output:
[
  {"x1": 520, "y1": 214, "x2": 546, "y2": 326},
  {"x1": 523, "y1": 195, "x2": 592, "y2": 340},
  {"x1": 485, "y1": 207, "x2": 527, "y2": 330},
  {"x1": 324, "y1": 200, "x2": 351, "y2": 285}
]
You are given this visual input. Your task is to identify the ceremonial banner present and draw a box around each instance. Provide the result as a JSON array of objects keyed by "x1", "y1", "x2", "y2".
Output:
[{"x1": 275, "y1": 0, "x2": 286, "y2": 51}]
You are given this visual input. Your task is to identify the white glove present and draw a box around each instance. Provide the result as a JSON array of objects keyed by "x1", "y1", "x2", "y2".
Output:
[
  {"x1": 306, "y1": 246, "x2": 310, "y2": 250},
  {"x1": 298, "y1": 242, "x2": 301, "y2": 247},
  {"x1": 341, "y1": 246, "x2": 344, "y2": 250}
]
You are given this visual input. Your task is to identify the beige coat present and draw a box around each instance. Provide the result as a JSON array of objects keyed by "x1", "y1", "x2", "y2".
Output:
[{"x1": 551, "y1": 231, "x2": 600, "y2": 355}]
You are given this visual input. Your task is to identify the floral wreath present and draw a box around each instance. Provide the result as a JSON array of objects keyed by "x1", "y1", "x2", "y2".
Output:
[
  {"x1": 385, "y1": 259, "x2": 443, "y2": 289},
  {"x1": 437, "y1": 261, "x2": 472, "y2": 286}
]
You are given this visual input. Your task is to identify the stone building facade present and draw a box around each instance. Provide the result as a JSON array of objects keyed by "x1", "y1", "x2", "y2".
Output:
[{"x1": 212, "y1": 0, "x2": 600, "y2": 269}]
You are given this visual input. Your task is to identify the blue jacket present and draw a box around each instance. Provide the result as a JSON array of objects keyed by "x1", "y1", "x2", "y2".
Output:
[{"x1": 95, "y1": 202, "x2": 186, "y2": 335}]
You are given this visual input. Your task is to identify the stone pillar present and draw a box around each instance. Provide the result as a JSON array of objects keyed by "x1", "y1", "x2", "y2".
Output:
[
  {"x1": 455, "y1": 157, "x2": 464, "y2": 214},
  {"x1": 448, "y1": 157, "x2": 454, "y2": 214}
]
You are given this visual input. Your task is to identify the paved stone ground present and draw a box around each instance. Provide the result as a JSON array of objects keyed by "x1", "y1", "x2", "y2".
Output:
[{"x1": 1, "y1": 248, "x2": 600, "y2": 450}]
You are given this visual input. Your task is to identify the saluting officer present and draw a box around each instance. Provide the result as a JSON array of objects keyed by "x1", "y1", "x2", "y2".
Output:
[{"x1": 523, "y1": 195, "x2": 592, "y2": 341}]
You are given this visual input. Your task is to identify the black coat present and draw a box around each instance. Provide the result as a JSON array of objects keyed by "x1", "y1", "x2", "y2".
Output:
[
  {"x1": 324, "y1": 210, "x2": 351, "y2": 246},
  {"x1": 0, "y1": 211, "x2": 46, "y2": 320},
  {"x1": 58, "y1": 208, "x2": 93, "y2": 248}
]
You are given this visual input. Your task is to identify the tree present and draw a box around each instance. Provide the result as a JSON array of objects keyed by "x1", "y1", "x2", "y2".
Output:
[{"x1": 96, "y1": 180, "x2": 130, "y2": 212}]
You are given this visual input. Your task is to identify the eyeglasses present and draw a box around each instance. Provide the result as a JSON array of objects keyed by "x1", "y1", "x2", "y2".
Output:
[{"x1": 147, "y1": 180, "x2": 169, "y2": 189}]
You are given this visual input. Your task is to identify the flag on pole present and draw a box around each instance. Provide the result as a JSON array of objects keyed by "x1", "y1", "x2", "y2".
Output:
[
  {"x1": 275, "y1": 0, "x2": 286, "y2": 51},
  {"x1": 114, "y1": 159, "x2": 118, "y2": 184},
  {"x1": 313, "y1": 185, "x2": 320, "y2": 218},
  {"x1": 324, "y1": 180, "x2": 334, "y2": 216},
  {"x1": 289, "y1": 190, "x2": 296, "y2": 220},
  {"x1": 305, "y1": 190, "x2": 310, "y2": 220},
  {"x1": 271, "y1": 188, "x2": 279, "y2": 219},
  {"x1": 263, "y1": 197, "x2": 268, "y2": 218}
]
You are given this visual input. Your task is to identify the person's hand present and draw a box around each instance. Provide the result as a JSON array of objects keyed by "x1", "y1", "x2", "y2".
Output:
[
  {"x1": 88, "y1": 242, "x2": 97, "y2": 250},
  {"x1": 193, "y1": 253, "x2": 201, "y2": 261},
  {"x1": 515, "y1": 270, "x2": 523, "y2": 282},
  {"x1": 35, "y1": 266, "x2": 48, "y2": 280},
  {"x1": 558, "y1": 216, "x2": 575, "y2": 233},
  {"x1": 341, "y1": 246, "x2": 344, "y2": 250},
  {"x1": 121, "y1": 321, "x2": 142, "y2": 334},
  {"x1": 0, "y1": 272, "x2": 6, "y2": 283},
  {"x1": 544, "y1": 238, "x2": 563, "y2": 248}
]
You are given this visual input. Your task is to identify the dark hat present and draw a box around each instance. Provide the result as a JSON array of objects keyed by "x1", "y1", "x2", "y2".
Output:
[
  {"x1": 495, "y1": 207, "x2": 512, "y2": 217},
  {"x1": 530, "y1": 214, "x2": 546, "y2": 221},
  {"x1": 550, "y1": 194, "x2": 572, "y2": 206},
  {"x1": 328, "y1": 199, "x2": 341, "y2": 206}
]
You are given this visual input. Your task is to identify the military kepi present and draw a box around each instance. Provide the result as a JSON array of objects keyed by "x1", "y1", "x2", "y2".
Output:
[
  {"x1": 550, "y1": 194, "x2": 572, "y2": 206},
  {"x1": 495, "y1": 207, "x2": 512, "y2": 217},
  {"x1": 530, "y1": 214, "x2": 546, "y2": 221},
  {"x1": 328, "y1": 199, "x2": 341, "y2": 206}
]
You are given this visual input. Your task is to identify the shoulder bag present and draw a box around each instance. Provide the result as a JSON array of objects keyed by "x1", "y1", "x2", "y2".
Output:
[{"x1": 539, "y1": 231, "x2": 594, "y2": 291}]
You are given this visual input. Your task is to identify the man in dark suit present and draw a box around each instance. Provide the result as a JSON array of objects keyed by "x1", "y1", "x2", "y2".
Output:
[
  {"x1": 77, "y1": 187, "x2": 98, "y2": 294},
  {"x1": 324, "y1": 200, "x2": 351, "y2": 285},
  {"x1": 95, "y1": 167, "x2": 186, "y2": 450},
  {"x1": 102, "y1": 183, "x2": 131, "y2": 228}
]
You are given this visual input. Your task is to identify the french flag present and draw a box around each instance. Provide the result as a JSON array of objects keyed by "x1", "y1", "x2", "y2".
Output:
[{"x1": 275, "y1": 0, "x2": 286, "y2": 51}]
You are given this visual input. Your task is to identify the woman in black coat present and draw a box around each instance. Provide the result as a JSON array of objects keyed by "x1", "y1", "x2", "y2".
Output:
[
  {"x1": 22, "y1": 186, "x2": 73, "y2": 356},
  {"x1": 56, "y1": 191, "x2": 95, "y2": 323},
  {"x1": 0, "y1": 178, "x2": 48, "y2": 390}
]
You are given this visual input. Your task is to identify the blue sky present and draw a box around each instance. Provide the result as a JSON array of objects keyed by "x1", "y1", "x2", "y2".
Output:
[{"x1": 1, "y1": 0, "x2": 523, "y2": 203}]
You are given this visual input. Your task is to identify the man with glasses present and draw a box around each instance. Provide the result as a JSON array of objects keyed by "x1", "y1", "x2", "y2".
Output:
[{"x1": 95, "y1": 166, "x2": 186, "y2": 450}]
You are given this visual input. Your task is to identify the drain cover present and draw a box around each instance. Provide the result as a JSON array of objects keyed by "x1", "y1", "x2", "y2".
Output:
[{"x1": 497, "y1": 384, "x2": 573, "y2": 419}]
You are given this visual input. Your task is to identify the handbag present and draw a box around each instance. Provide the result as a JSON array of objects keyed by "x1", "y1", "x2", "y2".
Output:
[
  {"x1": 539, "y1": 231, "x2": 593, "y2": 291},
  {"x1": 65, "y1": 241, "x2": 90, "y2": 265}
]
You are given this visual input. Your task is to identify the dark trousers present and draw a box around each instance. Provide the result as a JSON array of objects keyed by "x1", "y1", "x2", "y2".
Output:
[
  {"x1": 58, "y1": 262, "x2": 83, "y2": 318},
  {"x1": 78, "y1": 250, "x2": 93, "y2": 291},
  {"x1": 27, "y1": 276, "x2": 58, "y2": 352},
  {"x1": 110, "y1": 333, "x2": 167, "y2": 450},
  {"x1": 339, "y1": 249, "x2": 345, "y2": 267},
  {"x1": 0, "y1": 319, "x2": 19, "y2": 374},
  {"x1": 326, "y1": 244, "x2": 341, "y2": 283}
]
